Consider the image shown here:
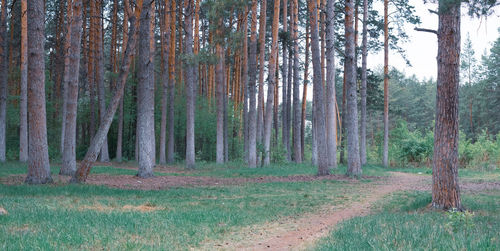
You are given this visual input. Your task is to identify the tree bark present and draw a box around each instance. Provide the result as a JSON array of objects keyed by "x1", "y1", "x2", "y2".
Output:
[
  {"x1": 301, "y1": 23, "x2": 309, "y2": 161},
  {"x1": 116, "y1": 5, "x2": 129, "y2": 163},
  {"x1": 383, "y1": 0, "x2": 389, "y2": 167},
  {"x1": 292, "y1": 0, "x2": 301, "y2": 163},
  {"x1": 167, "y1": 0, "x2": 176, "y2": 164},
  {"x1": 247, "y1": 0, "x2": 258, "y2": 168},
  {"x1": 432, "y1": 0, "x2": 462, "y2": 210},
  {"x1": 310, "y1": 0, "x2": 328, "y2": 175},
  {"x1": 136, "y1": 0, "x2": 156, "y2": 177},
  {"x1": 281, "y1": 0, "x2": 289, "y2": 161},
  {"x1": 326, "y1": 0, "x2": 337, "y2": 169},
  {"x1": 263, "y1": 0, "x2": 280, "y2": 165},
  {"x1": 256, "y1": 0, "x2": 267, "y2": 149},
  {"x1": 60, "y1": 0, "x2": 72, "y2": 156},
  {"x1": 360, "y1": 0, "x2": 368, "y2": 165},
  {"x1": 72, "y1": 1, "x2": 139, "y2": 183},
  {"x1": 216, "y1": 20, "x2": 225, "y2": 164},
  {"x1": 345, "y1": 0, "x2": 362, "y2": 176},
  {"x1": 19, "y1": 0, "x2": 28, "y2": 162},
  {"x1": 185, "y1": 0, "x2": 196, "y2": 168},
  {"x1": 25, "y1": 0, "x2": 52, "y2": 184},
  {"x1": 0, "y1": 0, "x2": 7, "y2": 162},
  {"x1": 61, "y1": 0, "x2": 83, "y2": 176},
  {"x1": 95, "y1": 0, "x2": 110, "y2": 162},
  {"x1": 159, "y1": 0, "x2": 171, "y2": 165}
]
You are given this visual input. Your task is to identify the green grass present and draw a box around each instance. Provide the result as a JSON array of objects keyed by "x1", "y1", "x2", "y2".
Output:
[
  {"x1": 0, "y1": 165, "x2": 364, "y2": 250},
  {"x1": 313, "y1": 191, "x2": 500, "y2": 251}
]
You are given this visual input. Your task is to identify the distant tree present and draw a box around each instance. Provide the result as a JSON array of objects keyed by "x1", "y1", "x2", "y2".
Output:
[
  {"x1": 263, "y1": 0, "x2": 280, "y2": 165},
  {"x1": 0, "y1": 0, "x2": 7, "y2": 162},
  {"x1": 185, "y1": 0, "x2": 196, "y2": 169},
  {"x1": 359, "y1": 0, "x2": 369, "y2": 165},
  {"x1": 292, "y1": 0, "x2": 301, "y2": 163},
  {"x1": 19, "y1": 0, "x2": 28, "y2": 162},
  {"x1": 247, "y1": 0, "x2": 258, "y2": 167},
  {"x1": 256, "y1": 0, "x2": 267, "y2": 150}
]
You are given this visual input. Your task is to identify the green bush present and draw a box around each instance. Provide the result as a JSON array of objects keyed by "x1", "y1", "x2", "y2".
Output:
[
  {"x1": 460, "y1": 131, "x2": 500, "y2": 169},
  {"x1": 389, "y1": 120, "x2": 433, "y2": 166}
]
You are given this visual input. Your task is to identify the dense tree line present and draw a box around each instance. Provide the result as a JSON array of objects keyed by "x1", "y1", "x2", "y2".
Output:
[{"x1": 0, "y1": 0, "x2": 497, "y2": 210}]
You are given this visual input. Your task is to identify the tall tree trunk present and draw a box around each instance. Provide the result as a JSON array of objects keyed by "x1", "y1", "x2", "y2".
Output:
[
  {"x1": 345, "y1": 0, "x2": 362, "y2": 176},
  {"x1": 326, "y1": 0, "x2": 337, "y2": 169},
  {"x1": 0, "y1": 0, "x2": 7, "y2": 162},
  {"x1": 310, "y1": 0, "x2": 328, "y2": 175},
  {"x1": 60, "y1": 0, "x2": 72, "y2": 156},
  {"x1": 216, "y1": 34, "x2": 225, "y2": 164},
  {"x1": 61, "y1": 0, "x2": 84, "y2": 176},
  {"x1": 116, "y1": 5, "x2": 129, "y2": 163},
  {"x1": 247, "y1": 0, "x2": 258, "y2": 168},
  {"x1": 185, "y1": 0, "x2": 196, "y2": 168},
  {"x1": 241, "y1": 7, "x2": 249, "y2": 163},
  {"x1": 301, "y1": 23, "x2": 309, "y2": 161},
  {"x1": 96, "y1": 0, "x2": 110, "y2": 162},
  {"x1": 25, "y1": 0, "x2": 52, "y2": 184},
  {"x1": 292, "y1": 0, "x2": 301, "y2": 163},
  {"x1": 339, "y1": 67, "x2": 346, "y2": 164},
  {"x1": 137, "y1": 0, "x2": 156, "y2": 177},
  {"x1": 19, "y1": 0, "x2": 28, "y2": 162},
  {"x1": 432, "y1": 0, "x2": 462, "y2": 210},
  {"x1": 72, "y1": 1, "x2": 139, "y2": 183},
  {"x1": 167, "y1": 0, "x2": 176, "y2": 163},
  {"x1": 263, "y1": 0, "x2": 280, "y2": 165},
  {"x1": 159, "y1": 0, "x2": 171, "y2": 165},
  {"x1": 256, "y1": 0, "x2": 267, "y2": 149},
  {"x1": 286, "y1": 31, "x2": 292, "y2": 162},
  {"x1": 281, "y1": 0, "x2": 289, "y2": 160},
  {"x1": 383, "y1": 0, "x2": 389, "y2": 167},
  {"x1": 360, "y1": 0, "x2": 368, "y2": 165},
  {"x1": 88, "y1": 0, "x2": 96, "y2": 139}
]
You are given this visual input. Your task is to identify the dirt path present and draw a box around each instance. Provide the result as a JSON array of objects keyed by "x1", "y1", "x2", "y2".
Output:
[{"x1": 202, "y1": 172, "x2": 429, "y2": 251}]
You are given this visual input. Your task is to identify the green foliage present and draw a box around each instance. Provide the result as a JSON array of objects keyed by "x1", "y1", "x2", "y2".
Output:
[
  {"x1": 387, "y1": 120, "x2": 433, "y2": 167},
  {"x1": 459, "y1": 131, "x2": 500, "y2": 169},
  {"x1": 445, "y1": 208, "x2": 475, "y2": 234}
]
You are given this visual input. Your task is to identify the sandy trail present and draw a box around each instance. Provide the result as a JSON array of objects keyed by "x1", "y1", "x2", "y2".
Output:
[{"x1": 200, "y1": 172, "x2": 429, "y2": 251}]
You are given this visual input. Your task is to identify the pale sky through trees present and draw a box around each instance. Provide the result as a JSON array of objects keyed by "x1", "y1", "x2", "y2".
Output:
[{"x1": 369, "y1": 0, "x2": 500, "y2": 80}]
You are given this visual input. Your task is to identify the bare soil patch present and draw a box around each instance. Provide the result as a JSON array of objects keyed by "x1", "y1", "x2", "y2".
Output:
[
  {"x1": 78, "y1": 203, "x2": 165, "y2": 213},
  {"x1": 0, "y1": 173, "x2": 372, "y2": 190}
]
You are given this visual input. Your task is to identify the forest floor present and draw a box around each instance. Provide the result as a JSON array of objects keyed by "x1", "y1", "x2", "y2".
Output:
[{"x1": 0, "y1": 162, "x2": 499, "y2": 250}]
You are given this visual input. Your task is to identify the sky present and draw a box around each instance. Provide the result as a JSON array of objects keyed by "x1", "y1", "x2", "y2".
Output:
[{"x1": 368, "y1": 0, "x2": 500, "y2": 81}]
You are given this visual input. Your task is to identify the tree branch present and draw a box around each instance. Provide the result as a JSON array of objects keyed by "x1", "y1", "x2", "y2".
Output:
[
  {"x1": 428, "y1": 9, "x2": 438, "y2": 15},
  {"x1": 414, "y1": 27, "x2": 437, "y2": 35}
]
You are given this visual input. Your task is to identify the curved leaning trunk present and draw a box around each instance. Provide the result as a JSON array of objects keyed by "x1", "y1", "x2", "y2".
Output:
[{"x1": 72, "y1": 11, "x2": 139, "y2": 183}]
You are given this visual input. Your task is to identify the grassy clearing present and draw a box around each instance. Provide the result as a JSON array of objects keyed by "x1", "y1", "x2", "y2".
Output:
[
  {"x1": 313, "y1": 191, "x2": 500, "y2": 250},
  {"x1": 0, "y1": 162, "x2": 366, "y2": 250}
]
